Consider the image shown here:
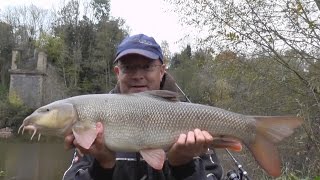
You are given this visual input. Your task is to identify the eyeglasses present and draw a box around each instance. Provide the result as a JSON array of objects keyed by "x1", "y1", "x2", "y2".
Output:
[{"x1": 119, "y1": 64, "x2": 162, "y2": 74}]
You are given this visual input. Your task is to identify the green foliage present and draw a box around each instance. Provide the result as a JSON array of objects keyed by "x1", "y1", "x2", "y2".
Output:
[
  {"x1": 263, "y1": 172, "x2": 319, "y2": 180},
  {"x1": 88, "y1": 19, "x2": 126, "y2": 92},
  {"x1": 169, "y1": 45, "x2": 319, "y2": 178},
  {"x1": 171, "y1": 45, "x2": 192, "y2": 68},
  {"x1": 8, "y1": 90, "x2": 23, "y2": 107},
  {"x1": 167, "y1": 1, "x2": 320, "y2": 176},
  {"x1": 91, "y1": 0, "x2": 110, "y2": 21},
  {"x1": 226, "y1": 32, "x2": 239, "y2": 41},
  {"x1": 161, "y1": 41, "x2": 171, "y2": 65},
  {"x1": 48, "y1": 0, "x2": 127, "y2": 94},
  {"x1": 169, "y1": 46, "x2": 216, "y2": 104},
  {"x1": 0, "y1": 89, "x2": 33, "y2": 129},
  {"x1": 35, "y1": 33, "x2": 64, "y2": 64},
  {"x1": 0, "y1": 170, "x2": 5, "y2": 177},
  {"x1": 0, "y1": 21, "x2": 14, "y2": 88},
  {"x1": 0, "y1": 85, "x2": 7, "y2": 99}
]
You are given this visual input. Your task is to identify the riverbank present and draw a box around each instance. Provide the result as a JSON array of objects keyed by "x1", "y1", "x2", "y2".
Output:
[{"x1": 0, "y1": 127, "x2": 13, "y2": 139}]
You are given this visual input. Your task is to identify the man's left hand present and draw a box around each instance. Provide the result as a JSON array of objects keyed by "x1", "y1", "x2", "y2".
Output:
[{"x1": 167, "y1": 128, "x2": 213, "y2": 166}]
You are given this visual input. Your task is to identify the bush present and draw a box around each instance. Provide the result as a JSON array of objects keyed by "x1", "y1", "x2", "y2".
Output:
[{"x1": 0, "y1": 88, "x2": 33, "y2": 129}]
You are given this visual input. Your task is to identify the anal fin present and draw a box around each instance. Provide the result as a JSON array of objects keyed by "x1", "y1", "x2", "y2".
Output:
[{"x1": 211, "y1": 137, "x2": 243, "y2": 152}]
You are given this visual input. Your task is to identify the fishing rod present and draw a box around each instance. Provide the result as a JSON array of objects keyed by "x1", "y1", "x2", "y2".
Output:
[
  {"x1": 225, "y1": 149, "x2": 251, "y2": 180},
  {"x1": 175, "y1": 83, "x2": 251, "y2": 180}
]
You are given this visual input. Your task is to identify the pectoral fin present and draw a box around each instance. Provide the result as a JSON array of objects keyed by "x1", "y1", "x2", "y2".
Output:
[
  {"x1": 140, "y1": 149, "x2": 166, "y2": 170},
  {"x1": 72, "y1": 121, "x2": 98, "y2": 149}
]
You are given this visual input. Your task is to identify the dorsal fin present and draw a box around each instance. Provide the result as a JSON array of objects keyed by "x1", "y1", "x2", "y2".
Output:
[{"x1": 138, "y1": 90, "x2": 180, "y2": 102}]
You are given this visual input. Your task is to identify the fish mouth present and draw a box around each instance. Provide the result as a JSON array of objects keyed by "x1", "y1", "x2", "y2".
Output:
[{"x1": 18, "y1": 124, "x2": 42, "y2": 141}]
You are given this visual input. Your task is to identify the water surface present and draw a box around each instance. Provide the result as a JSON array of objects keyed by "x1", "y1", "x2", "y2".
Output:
[{"x1": 0, "y1": 137, "x2": 73, "y2": 180}]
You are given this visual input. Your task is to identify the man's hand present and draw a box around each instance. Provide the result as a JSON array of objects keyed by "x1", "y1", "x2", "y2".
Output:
[
  {"x1": 167, "y1": 129, "x2": 213, "y2": 166},
  {"x1": 64, "y1": 123, "x2": 116, "y2": 169}
]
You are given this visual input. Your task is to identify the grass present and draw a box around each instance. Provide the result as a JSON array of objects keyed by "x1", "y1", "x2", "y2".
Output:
[{"x1": 0, "y1": 170, "x2": 5, "y2": 177}]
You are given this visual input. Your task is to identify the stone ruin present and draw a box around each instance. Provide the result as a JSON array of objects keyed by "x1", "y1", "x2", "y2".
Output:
[{"x1": 9, "y1": 48, "x2": 66, "y2": 109}]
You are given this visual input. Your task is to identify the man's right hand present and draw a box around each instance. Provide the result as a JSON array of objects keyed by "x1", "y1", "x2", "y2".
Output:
[{"x1": 64, "y1": 122, "x2": 116, "y2": 169}]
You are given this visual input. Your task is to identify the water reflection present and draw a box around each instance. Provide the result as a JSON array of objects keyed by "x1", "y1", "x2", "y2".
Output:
[{"x1": 0, "y1": 137, "x2": 73, "y2": 180}]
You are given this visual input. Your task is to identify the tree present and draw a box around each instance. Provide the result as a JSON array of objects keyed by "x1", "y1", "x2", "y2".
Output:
[
  {"x1": 50, "y1": 0, "x2": 128, "y2": 93},
  {"x1": 91, "y1": 0, "x2": 110, "y2": 21},
  {"x1": 53, "y1": 0, "x2": 85, "y2": 89},
  {"x1": 91, "y1": 18, "x2": 127, "y2": 92},
  {"x1": 167, "y1": 0, "x2": 320, "y2": 177},
  {"x1": 86, "y1": 0, "x2": 126, "y2": 92},
  {"x1": 167, "y1": 0, "x2": 320, "y2": 95},
  {"x1": 0, "y1": 21, "x2": 14, "y2": 88},
  {"x1": 170, "y1": 45, "x2": 192, "y2": 68},
  {"x1": 160, "y1": 40, "x2": 171, "y2": 65}
]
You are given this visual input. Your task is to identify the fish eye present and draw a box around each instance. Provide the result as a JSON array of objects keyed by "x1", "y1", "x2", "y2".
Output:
[{"x1": 39, "y1": 108, "x2": 50, "y2": 112}]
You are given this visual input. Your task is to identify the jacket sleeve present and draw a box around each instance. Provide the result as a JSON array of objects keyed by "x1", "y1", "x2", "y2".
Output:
[
  {"x1": 62, "y1": 149, "x2": 115, "y2": 180},
  {"x1": 168, "y1": 151, "x2": 223, "y2": 180},
  {"x1": 62, "y1": 149, "x2": 223, "y2": 180}
]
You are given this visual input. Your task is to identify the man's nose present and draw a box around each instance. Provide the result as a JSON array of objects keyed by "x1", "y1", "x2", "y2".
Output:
[{"x1": 130, "y1": 68, "x2": 145, "y2": 79}]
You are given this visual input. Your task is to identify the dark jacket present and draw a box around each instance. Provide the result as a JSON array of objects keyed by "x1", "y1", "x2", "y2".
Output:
[{"x1": 62, "y1": 73, "x2": 223, "y2": 180}]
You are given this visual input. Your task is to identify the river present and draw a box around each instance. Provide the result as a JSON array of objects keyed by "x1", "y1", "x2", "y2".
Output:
[{"x1": 0, "y1": 136, "x2": 73, "y2": 180}]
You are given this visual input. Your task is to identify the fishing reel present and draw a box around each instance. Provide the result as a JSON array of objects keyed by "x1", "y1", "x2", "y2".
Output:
[
  {"x1": 225, "y1": 169, "x2": 250, "y2": 180},
  {"x1": 224, "y1": 149, "x2": 251, "y2": 180},
  {"x1": 226, "y1": 170, "x2": 240, "y2": 180}
]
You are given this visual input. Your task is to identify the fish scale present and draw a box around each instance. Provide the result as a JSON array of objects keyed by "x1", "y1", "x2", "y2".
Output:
[
  {"x1": 68, "y1": 93, "x2": 256, "y2": 151},
  {"x1": 19, "y1": 90, "x2": 303, "y2": 177}
]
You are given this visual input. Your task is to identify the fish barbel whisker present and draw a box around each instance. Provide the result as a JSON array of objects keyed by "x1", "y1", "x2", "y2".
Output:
[
  {"x1": 17, "y1": 124, "x2": 24, "y2": 134},
  {"x1": 19, "y1": 125, "x2": 38, "y2": 140},
  {"x1": 38, "y1": 133, "x2": 41, "y2": 141},
  {"x1": 30, "y1": 127, "x2": 37, "y2": 140}
]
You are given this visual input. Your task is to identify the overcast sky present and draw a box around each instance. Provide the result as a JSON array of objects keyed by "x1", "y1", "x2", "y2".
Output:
[{"x1": 0, "y1": 0, "x2": 190, "y2": 53}]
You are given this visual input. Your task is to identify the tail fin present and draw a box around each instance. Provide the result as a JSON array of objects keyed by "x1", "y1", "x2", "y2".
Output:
[{"x1": 248, "y1": 116, "x2": 303, "y2": 177}]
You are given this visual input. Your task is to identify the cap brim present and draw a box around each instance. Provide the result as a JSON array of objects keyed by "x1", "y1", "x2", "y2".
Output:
[{"x1": 114, "y1": 49, "x2": 159, "y2": 63}]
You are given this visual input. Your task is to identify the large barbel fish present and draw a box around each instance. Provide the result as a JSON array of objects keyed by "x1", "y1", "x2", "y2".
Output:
[{"x1": 18, "y1": 90, "x2": 303, "y2": 177}]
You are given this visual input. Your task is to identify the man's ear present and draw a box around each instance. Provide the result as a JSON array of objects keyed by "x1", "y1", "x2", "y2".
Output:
[
  {"x1": 114, "y1": 66, "x2": 120, "y2": 76},
  {"x1": 160, "y1": 64, "x2": 166, "y2": 80}
]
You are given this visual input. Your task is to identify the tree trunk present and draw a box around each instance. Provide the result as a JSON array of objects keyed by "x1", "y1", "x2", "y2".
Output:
[{"x1": 315, "y1": 0, "x2": 320, "y2": 11}]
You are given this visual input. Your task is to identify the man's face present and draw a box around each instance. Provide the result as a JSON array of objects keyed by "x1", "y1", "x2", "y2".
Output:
[{"x1": 114, "y1": 54, "x2": 166, "y2": 93}]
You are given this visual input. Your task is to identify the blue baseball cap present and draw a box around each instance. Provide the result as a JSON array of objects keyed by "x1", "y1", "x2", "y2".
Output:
[{"x1": 114, "y1": 34, "x2": 164, "y2": 64}]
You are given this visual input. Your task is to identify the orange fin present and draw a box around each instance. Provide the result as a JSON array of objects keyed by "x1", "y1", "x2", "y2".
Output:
[
  {"x1": 249, "y1": 116, "x2": 303, "y2": 177},
  {"x1": 211, "y1": 137, "x2": 242, "y2": 152},
  {"x1": 72, "y1": 121, "x2": 99, "y2": 149},
  {"x1": 140, "y1": 149, "x2": 165, "y2": 170}
]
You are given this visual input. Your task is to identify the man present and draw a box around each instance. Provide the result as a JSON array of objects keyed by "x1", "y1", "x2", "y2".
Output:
[{"x1": 63, "y1": 34, "x2": 223, "y2": 180}]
